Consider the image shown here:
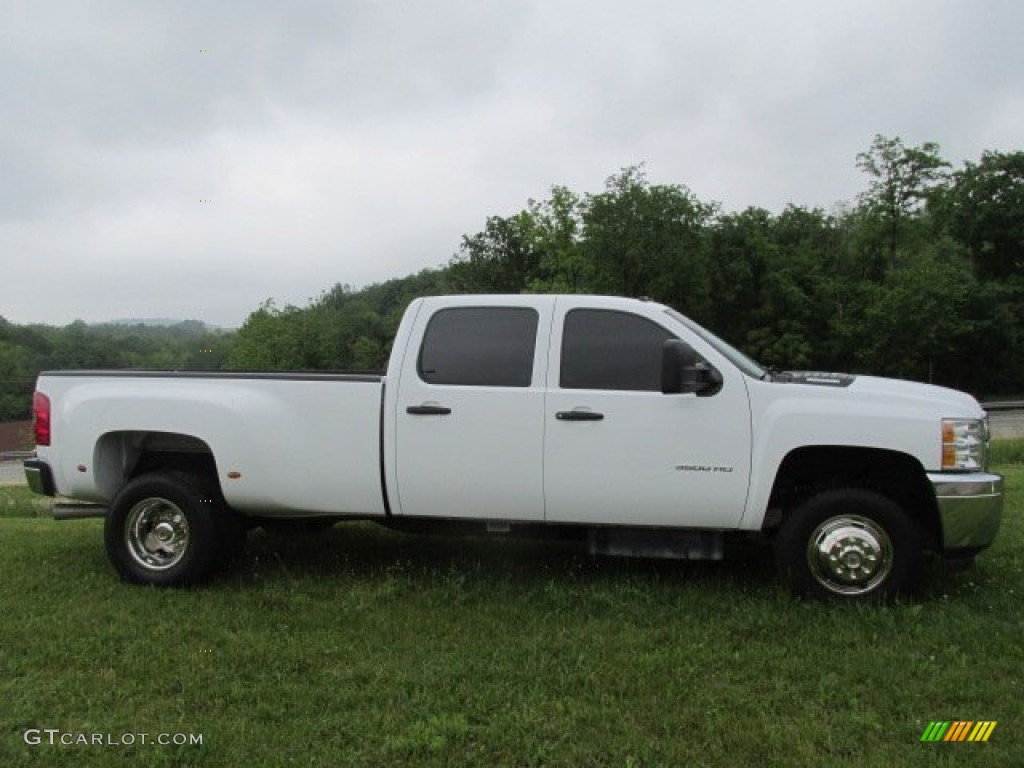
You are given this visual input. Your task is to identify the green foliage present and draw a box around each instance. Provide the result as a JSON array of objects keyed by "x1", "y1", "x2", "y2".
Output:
[
  {"x1": 582, "y1": 166, "x2": 716, "y2": 315},
  {"x1": 856, "y1": 134, "x2": 951, "y2": 269},
  {"x1": 227, "y1": 301, "x2": 311, "y2": 370},
  {"x1": 990, "y1": 438, "x2": 1024, "y2": 466},
  {"x1": 224, "y1": 138, "x2": 1024, "y2": 397},
  {"x1": 448, "y1": 214, "x2": 543, "y2": 293},
  {"x1": 440, "y1": 138, "x2": 1024, "y2": 397},
  {"x1": 0, "y1": 342, "x2": 36, "y2": 420},
  {"x1": 524, "y1": 185, "x2": 587, "y2": 293},
  {"x1": 840, "y1": 241, "x2": 976, "y2": 382},
  {"x1": 934, "y1": 149, "x2": 1024, "y2": 280},
  {"x1": 227, "y1": 270, "x2": 451, "y2": 372}
]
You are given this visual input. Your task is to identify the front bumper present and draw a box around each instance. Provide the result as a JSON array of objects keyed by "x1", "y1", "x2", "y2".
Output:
[{"x1": 928, "y1": 472, "x2": 1003, "y2": 553}]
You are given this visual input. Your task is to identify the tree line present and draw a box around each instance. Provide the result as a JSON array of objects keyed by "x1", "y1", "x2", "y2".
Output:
[
  {"x1": 0, "y1": 321, "x2": 232, "y2": 421},
  {"x1": 229, "y1": 135, "x2": 1024, "y2": 396},
  {"x1": 2, "y1": 135, "x2": 1022, "y2": 421}
]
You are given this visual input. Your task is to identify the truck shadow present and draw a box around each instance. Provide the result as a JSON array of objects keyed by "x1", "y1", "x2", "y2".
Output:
[
  {"x1": 232, "y1": 521, "x2": 783, "y2": 597},
  {"x1": 229, "y1": 521, "x2": 973, "y2": 602}
]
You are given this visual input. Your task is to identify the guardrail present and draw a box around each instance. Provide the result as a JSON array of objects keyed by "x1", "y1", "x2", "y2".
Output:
[
  {"x1": 982, "y1": 401, "x2": 1024, "y2": 411},
  {"x1": 0, "y1": 451, "x2": 34, "y2": 461}
]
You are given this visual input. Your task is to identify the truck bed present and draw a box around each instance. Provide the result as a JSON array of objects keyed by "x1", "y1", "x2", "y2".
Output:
[{"x1": 35, "y1": 370, "x2": 389, "y2": 518}]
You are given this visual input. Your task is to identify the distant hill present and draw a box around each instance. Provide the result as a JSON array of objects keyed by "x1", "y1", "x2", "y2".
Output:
[{"x1": 104, "y1": 318, "x2": 215, "y2": 329}]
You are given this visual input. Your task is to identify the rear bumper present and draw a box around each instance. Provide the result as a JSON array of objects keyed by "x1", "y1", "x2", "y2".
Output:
[
  {"x1": 928, "y1": 472, "x2": 1003, "y2": 554},
  {"x1": 23, "y1": 458, "x2": 56, "y2": 496}
]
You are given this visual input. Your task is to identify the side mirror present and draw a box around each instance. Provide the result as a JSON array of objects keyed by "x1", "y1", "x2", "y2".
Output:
[
  {"x1": 662, "y1": 339, "x2": 696, "y2": 394},
  {"x1": 661, "y1": 340, "x2": 723, "y2": 396}
]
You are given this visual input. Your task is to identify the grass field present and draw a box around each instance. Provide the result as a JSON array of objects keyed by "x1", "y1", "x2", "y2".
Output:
[{"x1": 1, "y1": 455, "x2": 1021, "y2": 767}]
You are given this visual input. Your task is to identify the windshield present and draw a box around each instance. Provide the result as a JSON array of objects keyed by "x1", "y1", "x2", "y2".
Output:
[{"x1": 665, "y1": 309, "x2": 766, "y2": 379}]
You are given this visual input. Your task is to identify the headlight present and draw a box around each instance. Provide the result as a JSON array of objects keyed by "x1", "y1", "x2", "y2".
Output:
[{"x1": 941, "y1": 418, "x2": 988, "y2": 471}]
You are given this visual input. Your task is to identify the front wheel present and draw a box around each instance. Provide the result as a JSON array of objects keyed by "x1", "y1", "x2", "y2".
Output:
[
  {"x1": 774, "y1": 488, "x2": 922, "y2": 602},
  {"x1": 105, "y1": 472, "x2": 223, "y2": 586}
]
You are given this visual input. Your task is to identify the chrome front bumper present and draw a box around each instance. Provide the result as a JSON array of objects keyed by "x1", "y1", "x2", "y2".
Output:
[{"x1": 928, "y1": 472, "x2": 1004, "y2": 553}]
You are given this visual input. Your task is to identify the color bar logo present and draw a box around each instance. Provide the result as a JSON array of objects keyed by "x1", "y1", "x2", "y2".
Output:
[{"x1": 920, "y1": 721, "x2": 997, "y2": 742}]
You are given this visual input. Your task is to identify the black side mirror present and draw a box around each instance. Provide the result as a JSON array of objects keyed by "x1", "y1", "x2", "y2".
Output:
[
  {"x1": 662, "y1": 339, "x2": 696, "y2": 394},
  {"x1": 661, "y1": 339, "x2": 723, "y2": 396}
]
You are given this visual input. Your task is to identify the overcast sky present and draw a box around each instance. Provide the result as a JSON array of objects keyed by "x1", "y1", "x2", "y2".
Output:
[{"x1": 2, "y1": 0, "x2": 1021, "y2": 327}]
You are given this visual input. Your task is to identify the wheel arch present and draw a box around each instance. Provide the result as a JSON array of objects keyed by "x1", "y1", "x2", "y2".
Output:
[
  {"x1": 94, "y1": 430, "x2": 222, "y2": 502},
  {"x1": 764, "y1": 445, "x2": 941, "y2": 553}
]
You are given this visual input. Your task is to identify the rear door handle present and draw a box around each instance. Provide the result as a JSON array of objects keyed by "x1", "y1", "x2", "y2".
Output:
[
  {"x1": 407, "y1": 405, "x2": 452, "y2": 415},
  {"x1": 555, "y1": 410, "x2": 604, "y2": 421}
]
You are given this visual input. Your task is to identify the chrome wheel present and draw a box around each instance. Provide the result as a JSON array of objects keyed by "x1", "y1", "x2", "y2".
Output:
[
  {"x1": 806, "y1": 515, "x2": 893, "y2": 596},
  {"x1": 125, "y1": 497, "x2": 190, "y2": 571}
]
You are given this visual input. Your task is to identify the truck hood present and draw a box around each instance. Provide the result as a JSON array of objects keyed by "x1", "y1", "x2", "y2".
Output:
[
  {"x1": 848, "y1": 375, "x2": 984, "y2": 418},
  {"x1": 772, "y1": 371, "x2": 984, "y2": 418}
]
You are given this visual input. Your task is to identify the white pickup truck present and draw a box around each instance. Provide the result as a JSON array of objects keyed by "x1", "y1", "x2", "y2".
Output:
[{"x1": 24, "y1": 294, "x2": 1003, "y2": 600}]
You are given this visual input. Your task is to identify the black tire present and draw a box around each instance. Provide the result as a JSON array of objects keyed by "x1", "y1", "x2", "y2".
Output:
[
  {"x1": 774, "y1": 488, "x2": 922, "y2": 602},
  {"x1": 105, "y1": 471, "x2": 224, "y2": 587}
]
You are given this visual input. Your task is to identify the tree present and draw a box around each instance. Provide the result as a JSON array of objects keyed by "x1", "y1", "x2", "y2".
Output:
[
  {"x1": 840, "y1": 241, "x2": 975, "y2": 383},
  {"x1": 719, "y1": 207, "x2": 839, "y2": 369},
  {"x1": 935, "y1": 150, "x2": 1024, "y2": 280},
  {"x1": 956, "y1": 279, "x2": 1024, "y2": 395},
  {"x1": 581, "y1": 166, "x2": 716, "y2": 315},
  {"x1": 0, "y1": 341, "x2": 37, "y2": 420},
  {"x1": 448, "y1": 213, "x2": 542, "y2": 293},
  {"x1": 706, "y1": 207, "x2": 776, "y2": 344},
  {"x1": 524, "y1": 186, "x2": 588, "y2": 293},
  {"x1": 128, "y1": 149, "x2": 1024, "y2": 398},
  {"x1": 227, "y1": 301, "x2": 312, "y2": 369},
  {"x1": 856, "y1": 135, "x2": 950, "y2": 270}
]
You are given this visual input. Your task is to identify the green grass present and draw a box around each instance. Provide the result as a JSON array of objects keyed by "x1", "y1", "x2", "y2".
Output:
[
  {"x1": 991, "y1": 438, "x2": 1024, "y2": 466},
  {"x1": 1, "y1": 465, "x2": 1022, "y2": 767},
  {"x1": 0, "y1": 485, "x2": 52, "y2": 518}
]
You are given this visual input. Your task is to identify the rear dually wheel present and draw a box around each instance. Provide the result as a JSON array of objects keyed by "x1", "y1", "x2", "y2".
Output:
[{"x1": 105, "y1": 471, "x2": 225, "y2": 586}]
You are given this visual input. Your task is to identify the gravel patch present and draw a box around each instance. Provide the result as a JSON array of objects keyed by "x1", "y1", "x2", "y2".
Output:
[{"x1": 0, "y1": 460, "x2": 26, "y2": 486}]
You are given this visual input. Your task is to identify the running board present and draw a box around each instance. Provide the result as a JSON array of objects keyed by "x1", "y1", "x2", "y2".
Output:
[
  {"x1": 53, "y1": 503, "x2": 109, "y2": 520},
  {"x1": 588, "y1": 529, "x2": 724, "y2": 560}
]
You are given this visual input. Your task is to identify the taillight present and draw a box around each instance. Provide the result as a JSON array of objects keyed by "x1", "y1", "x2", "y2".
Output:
[{"x1": 33, "y1": 391, "x2": 51, "y2": 446}]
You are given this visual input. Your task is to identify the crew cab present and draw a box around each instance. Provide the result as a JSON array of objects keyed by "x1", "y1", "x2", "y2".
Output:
[{"x1": 24, "y1": 295, "x2": 1004, "y2": 600}]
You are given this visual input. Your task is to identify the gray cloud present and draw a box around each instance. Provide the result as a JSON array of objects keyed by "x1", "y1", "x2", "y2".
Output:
[{"x1": 1, "y1": 0, "x2": 1021, "y2": 327}]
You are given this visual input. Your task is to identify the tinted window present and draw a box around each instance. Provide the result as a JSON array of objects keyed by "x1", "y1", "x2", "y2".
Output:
[
  {"x1": 418, "y1": 307, "x2": 538, "y2": 387},
  {"x1": 561, "y1": 309, "x2": 674, "y2": 391}
]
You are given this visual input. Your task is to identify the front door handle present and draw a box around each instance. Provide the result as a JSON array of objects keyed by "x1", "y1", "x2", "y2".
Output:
[
  {"x1": 407, "y1": 404, "x2": 452, "y2": 416},
  {"x1": 555, "y1": 410, "x2": 604, "y2": 421}
]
